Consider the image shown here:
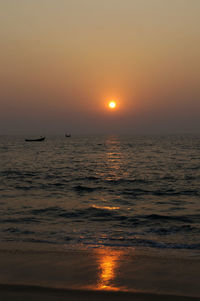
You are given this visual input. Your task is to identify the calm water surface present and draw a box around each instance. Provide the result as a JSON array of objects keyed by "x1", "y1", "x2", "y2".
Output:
[{"x1": 0, "y1": 135, "x2": 200, "y2": 252}]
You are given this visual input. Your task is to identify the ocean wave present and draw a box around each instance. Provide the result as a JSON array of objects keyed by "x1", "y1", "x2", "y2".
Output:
[
  {"x1": 140, "y1": 214, "x2": 200, "y2": 223},
  {"x1": 30, "y1": 206, "x2": 61, "y2": 215},
  {"x1": 125, "y1": 214, "x2": 200, "y2": 227},
  {"x1": 122, "y1": 188, "x2": 200, "y2": 197},
  {"x1": 1, "y1": 170, "x2": 39, "y2": 179},
  {"x1": 1, "y1": 217, "x2": 39, "y2": 224},
  {"x1": 3, "y1": 228, "x2": 35, "y2": 235},
  {"x1": 104, "y1": 178, "x2": 148, "y2": 184},
  {"x1": 15, "y1": 206, "x2": 127, "y2": 222},
  {"x1": 147, "y1": 225, "x2": 200, "y2": 235},
  {"x1": 59, "y1": 207, "x2": 124, "y2": 220},
  {"x1": 73, "y1": 237, "x2": 200, "y2": 250},
  {"x1": 3, "y1": 207, "x2": 199, "y2": 226},
  {"x1": 1, "y1": 233, "x2": 200, "y2": 250},
  {"x1": 73, "y1": 185, "x2": 103, "y2": 193}
]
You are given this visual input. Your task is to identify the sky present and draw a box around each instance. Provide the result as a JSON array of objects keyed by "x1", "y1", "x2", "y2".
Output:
[{"x1": 0, "y1": 0, "x2": 200, "y2": 135}]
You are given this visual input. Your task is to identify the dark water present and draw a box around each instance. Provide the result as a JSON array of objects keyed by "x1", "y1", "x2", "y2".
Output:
[{"x1": 0, "y1": 135, "x2": 200, "y2": 251}]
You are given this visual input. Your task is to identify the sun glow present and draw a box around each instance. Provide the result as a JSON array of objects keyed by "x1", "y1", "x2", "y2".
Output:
[{"x1": 108, "y1": 101, "x2": 117, "y2": 109}]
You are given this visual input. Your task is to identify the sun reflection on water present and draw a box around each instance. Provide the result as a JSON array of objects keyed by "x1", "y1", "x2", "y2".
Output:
[
  {"x1": 92, "y1": 204, "x2": 120, "y2": 210},
  {"x1": 94, "y1": 136, "x2": 128, "y2": 182},
  {"x1": 105, "y1": 137, "x2": 124, "y2": 181},
  {"x1": 96, "y1": 248, "x2": 123, "y2": 291}
]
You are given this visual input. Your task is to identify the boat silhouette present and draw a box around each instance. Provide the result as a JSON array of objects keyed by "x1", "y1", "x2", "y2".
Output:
[{"x1": 25, "y1": 136, "x2": 45, "y2": 142}]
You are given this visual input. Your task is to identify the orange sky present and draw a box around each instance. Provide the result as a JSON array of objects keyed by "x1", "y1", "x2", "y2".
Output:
[{"x1": 0, "y1": 0, "x2": 200, "y2": 134}]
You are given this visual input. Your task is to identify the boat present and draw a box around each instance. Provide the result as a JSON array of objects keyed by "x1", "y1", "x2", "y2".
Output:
[
  {"x1": 25, "y1": 136, "x2": 45, "y2": 142},
  {"x1": 65, "y1": 133, "x2": 71, "y2": 137}
]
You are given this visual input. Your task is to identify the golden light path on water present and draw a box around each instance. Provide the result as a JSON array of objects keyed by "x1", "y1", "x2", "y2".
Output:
[
  {"x1": 96, "y1": 136, "x2": 125, "y2": 182},
  {"x1": 89, "y1": 137, "x2": 124, "y2": 291},
  {"x1": 81, "y1": 136, "x2": 128, "y2": 291},
  {"x1": 92, "y1": 204, "x2": 120, "y2": 210},
  {"x1": 95, "y1": 248, "x2": 123, "y2": 291}
]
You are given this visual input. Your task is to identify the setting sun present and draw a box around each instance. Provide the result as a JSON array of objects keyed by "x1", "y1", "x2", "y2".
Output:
[{"x1": 108, "y1": 101, "x2": 117, "y2": 109}]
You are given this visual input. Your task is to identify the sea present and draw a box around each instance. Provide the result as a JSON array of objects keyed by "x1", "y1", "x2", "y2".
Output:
[{"x1": 0, "y1": 135, "x2": 200, "y2": 253}]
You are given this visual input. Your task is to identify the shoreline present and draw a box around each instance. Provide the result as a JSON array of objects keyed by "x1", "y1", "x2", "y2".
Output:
[{"x1": 0, "y1": 284, "x2": 199, "y2": 301}]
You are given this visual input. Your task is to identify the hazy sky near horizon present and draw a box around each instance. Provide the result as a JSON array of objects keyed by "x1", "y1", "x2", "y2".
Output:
[{"x1": 0, "y1": 0, "x2": 200, "y2": 134}]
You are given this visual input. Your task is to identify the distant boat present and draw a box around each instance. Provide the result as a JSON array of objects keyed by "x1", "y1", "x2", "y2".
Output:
[
  {"x1": 65, "y1": 133, "x2": 71, "y2": 137},
  {"x1": 25, "y1": 136, "x2": 45, "y2": 142}
]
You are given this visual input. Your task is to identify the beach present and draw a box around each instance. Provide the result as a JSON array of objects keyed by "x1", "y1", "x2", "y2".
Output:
[
  {"x1": 0, "y1": 135, "x2": 200, "y2": 300},
  {"x1": 0, "y1": 243, "x2": 199, "y2": 300}
]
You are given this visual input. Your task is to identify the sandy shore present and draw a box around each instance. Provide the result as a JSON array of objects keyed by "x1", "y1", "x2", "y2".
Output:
[{"x1": 0, "y1": 243, "x2": 199, "y2": 300}]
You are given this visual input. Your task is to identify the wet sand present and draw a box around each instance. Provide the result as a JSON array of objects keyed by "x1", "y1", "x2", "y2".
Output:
[
  {"x1": 0, "y1": 284, "x2": 199, "y2": 301},
  {"x1": 0, "y1": 243, "x2": 199, "y2": 300}
]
